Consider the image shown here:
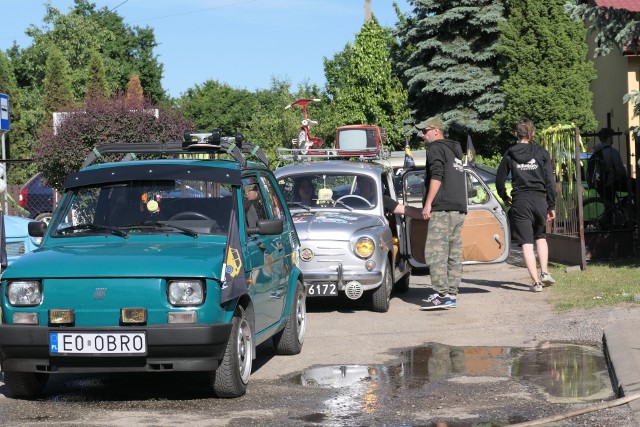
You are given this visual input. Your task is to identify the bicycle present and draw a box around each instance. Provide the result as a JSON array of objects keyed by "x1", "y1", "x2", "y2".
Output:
[{"x1": 582, "y1": 192, "x2": 635, "y2": 231}]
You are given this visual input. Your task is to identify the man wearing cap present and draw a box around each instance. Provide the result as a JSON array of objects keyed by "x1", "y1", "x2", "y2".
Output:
[{"x1": 416, "y1": 115, "x2": 467, "y2": 310}]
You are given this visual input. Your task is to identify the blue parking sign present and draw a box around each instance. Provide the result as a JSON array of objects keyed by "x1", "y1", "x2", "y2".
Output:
[{"x1": 0, "y1": 94, "x2": 9, "y2": 131}]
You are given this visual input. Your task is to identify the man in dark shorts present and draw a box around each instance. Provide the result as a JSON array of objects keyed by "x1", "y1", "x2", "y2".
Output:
[{"x1": 496, "y1": 118, "x2": 556, "y2": 292}]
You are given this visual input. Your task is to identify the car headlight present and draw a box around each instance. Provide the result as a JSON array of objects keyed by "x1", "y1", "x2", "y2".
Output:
[
  {"x1": 168, "y1": 280, "x2": 204, "y2": 306},
  {"x1": 354, "y1": 237, "x2": 375, "y2": 259},
  {"x1": 7, "y1": 280, "x2": 43, "y2": 306}
]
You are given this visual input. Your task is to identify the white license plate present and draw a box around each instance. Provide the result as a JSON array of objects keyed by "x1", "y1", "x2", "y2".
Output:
[
  {"x1": 50, "y1": 332, "x2": 147, "y2": 355},
  {"x1": 307, "y1": 283, "x2": 338, "y2": 296}
]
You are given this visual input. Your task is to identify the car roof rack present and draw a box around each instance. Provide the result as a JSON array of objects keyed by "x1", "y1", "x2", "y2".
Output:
[
  {"x1": 276, "y1": 147, "x2": 390, "y2": 162},
  {"x1": 81, "y1": 129, "x2": 269, "y2": 169}
]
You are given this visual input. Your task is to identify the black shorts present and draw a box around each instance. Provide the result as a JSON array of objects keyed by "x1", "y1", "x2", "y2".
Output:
[{"x1": 509, "y1": 197, "x2": 547, "y2": 245}]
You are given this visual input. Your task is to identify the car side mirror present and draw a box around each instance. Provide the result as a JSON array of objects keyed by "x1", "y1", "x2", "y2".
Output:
[
  {"x1": 247, "y1": 219, "x2": 284, "y2": 236},
  {"x1": 467, "y1": 188, "x2": 478, "y2": 199},
  {"x1": 28, "y1": 220, "x2": 47, "y2": 237}
]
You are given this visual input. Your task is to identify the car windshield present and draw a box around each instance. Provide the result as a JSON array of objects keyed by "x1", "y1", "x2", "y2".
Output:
[
  {"x1": 52, "y1": 179, "x2": 233, "y2": 237},
  {"x1": 278, "y1": 173, "x2": 378, "y2": 210}
]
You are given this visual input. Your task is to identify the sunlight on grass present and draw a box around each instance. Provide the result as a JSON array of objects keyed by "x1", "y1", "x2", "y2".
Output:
[{"x1": 546, "y1": 258, "x2": 640, "y2": 311}]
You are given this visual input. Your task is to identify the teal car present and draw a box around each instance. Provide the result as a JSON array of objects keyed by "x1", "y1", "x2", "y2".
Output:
[{"x1": 0, "y1": 135, "x2": 305, "y2": 399}]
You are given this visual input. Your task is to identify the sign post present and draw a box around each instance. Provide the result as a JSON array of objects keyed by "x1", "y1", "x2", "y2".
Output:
[{"x1": 1, "y1": 93, "x2": 10, "y2": 212}]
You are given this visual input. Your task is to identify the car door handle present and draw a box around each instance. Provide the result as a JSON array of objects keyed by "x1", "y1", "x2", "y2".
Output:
[{"x1": 493, "y1": 234, "x2": 502, "y2": 249}]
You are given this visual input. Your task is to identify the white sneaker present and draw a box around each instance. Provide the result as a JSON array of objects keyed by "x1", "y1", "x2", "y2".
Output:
[
  {"x1": 531, "y1": 283, "x2": 543, "y2": 292},
  {"x1": 540, "y1": 272, "x2": 555, "y2": 286}
]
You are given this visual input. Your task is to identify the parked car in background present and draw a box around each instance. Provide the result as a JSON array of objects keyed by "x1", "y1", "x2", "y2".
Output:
[
  {"x1": 19, "y1": 173, "x2": 56, "y2": 224},
  {"x1": 3, "y1": 215, "x2": 39, "y2": 266}
]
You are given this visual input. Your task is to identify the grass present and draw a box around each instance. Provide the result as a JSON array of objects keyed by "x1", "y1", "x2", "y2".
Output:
[{"x1": 546, "y1": 257, "x2": 640, "y2": 311}]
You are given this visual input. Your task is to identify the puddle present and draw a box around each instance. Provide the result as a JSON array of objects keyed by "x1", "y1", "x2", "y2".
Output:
[{"x1": 297, "y1": 342, "x2": 614, "y2": 425}]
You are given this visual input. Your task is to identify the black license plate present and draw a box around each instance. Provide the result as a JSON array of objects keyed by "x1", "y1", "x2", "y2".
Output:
[{"x1": 307, "y1": 283, "x2": 338, "y2": 296}]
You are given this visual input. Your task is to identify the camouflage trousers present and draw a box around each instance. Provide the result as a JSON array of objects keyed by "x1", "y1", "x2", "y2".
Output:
[{"x1": 424, "y1": 210, "x2": 466, "y2": 296}]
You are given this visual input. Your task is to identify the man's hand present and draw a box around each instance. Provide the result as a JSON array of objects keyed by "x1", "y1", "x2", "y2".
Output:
[
  {"x1": 547, "y1": 209, "x2": 556, "y2": 221},
  {"x1": 422, "y1": 204, "x2": 432, "y2": 220},
  {"x1": 502, "y1": 195, "x2": 512, "y2": 207}
]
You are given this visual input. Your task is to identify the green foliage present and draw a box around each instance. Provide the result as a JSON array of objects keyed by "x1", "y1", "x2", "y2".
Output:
[
  {"x1": 324, "y1": 18, "x2": 411, "y2": 149},
  {"x1": 85, "y1": 50, "x2": 109, "y2": 100},
  {"x1": 43, "y1": 45, "x2": 74, "y2": 117},
  {"x1": 494, "y1": 0, "x2": 597, "y2": 152},
  {"x1": 33, "y1": 94, "x2": 191, "y2": 190},
  {"x1": 181, "y1": 80, "x2": 260, "y2": 136},
  {"x1": 398, "y1": 0, "x2": 506, "y2": 143}
]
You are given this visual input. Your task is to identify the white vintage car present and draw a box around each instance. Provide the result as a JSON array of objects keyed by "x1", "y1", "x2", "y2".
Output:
[{"x1": 275, "y1": 131, "x2": 510, "y2": 313}]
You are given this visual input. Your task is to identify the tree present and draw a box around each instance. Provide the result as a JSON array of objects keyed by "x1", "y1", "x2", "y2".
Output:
[
  {"x1": 494, "y1": 0, "x2": 597, "y2": 149},
  {"x1": 323, "y1": 17, "x2": 411, "y2": 149},
  {"x1": 43, "y1": 45, "x2": 74, "y2": 118},
  {"x1": 126, "y1": 73, "x2": 144, "y2": 109},
  {"x1": 398, "y1": 0, "x2": 506, "y2": 145},
  {"x1": 33, "y1": 94, "x2": 191, "y2": 190},
  {"x1": 85, "y1": 49, "x2": 109, "y2": 100},
  {"x1": 566, "y1": 2, "x2": 640, "y2": 137}
]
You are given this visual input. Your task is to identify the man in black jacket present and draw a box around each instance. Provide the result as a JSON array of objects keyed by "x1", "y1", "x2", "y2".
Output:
[
  {"x1": 417, "y1": 115, "x2": 467, "y2": 310},
  {"x1": 496, "y1": 118, "x2": 556, "y2": 292}
]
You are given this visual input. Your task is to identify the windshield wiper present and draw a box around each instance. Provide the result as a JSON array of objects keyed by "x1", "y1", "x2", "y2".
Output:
[
  {"x1": 286, "y1": 201, "x2": 311, "y2": 211},
  {"x1": 59, "y1": 223, "x2": 128, "y2": 238},
  {"x1": 133, "y1": 221, "x2": 198, "y2": 238},
  {"x1": 332, "y1": 199, "x2": 353, "y2": 211}
]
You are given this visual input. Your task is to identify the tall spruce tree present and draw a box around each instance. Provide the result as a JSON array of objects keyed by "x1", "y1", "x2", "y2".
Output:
[
  {"x1": 324, "y1": 17, "x2": 411, "y2": 149},
  {"x1": 398, "y1": 0, "x2": 506, "y2": 143},
  {"x1": 86, "y1": 50, "x2": 109, "y2": 100},
  {"x1": 494, "y1": 0, "x2": 597, "y2": 148},
  {"x1": 43, "y1": 46, "x2": 74, "y2": 119}
]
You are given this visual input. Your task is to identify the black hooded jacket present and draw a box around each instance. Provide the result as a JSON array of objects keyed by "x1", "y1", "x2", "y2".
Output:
[
  {"x1": 423, "y1": 138, "x2": 467, "y2": 213},
  {"x1": 496, "y1": 143, "x2": 556, "y2": 210}
]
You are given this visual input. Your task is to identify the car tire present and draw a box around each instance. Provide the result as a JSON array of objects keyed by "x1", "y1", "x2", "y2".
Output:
[
  {"x1": 371, "y1": 261, "x2": 391, "y2": 313},
  {"x1": 211, "y1": 306, "x2": 253, "y2": 398},
  {"x1": 272, "y1": 279, "x2": 306, "y2": 355},
  {"x1": 394, "y1": 272, "x2": 410, "y2": 293},
  {"x1": 3, "y1": 372, "x2": 49, "y2": 398},
  {"x1": 34, "y1": 212, "x2": 52, "y2": 226}
]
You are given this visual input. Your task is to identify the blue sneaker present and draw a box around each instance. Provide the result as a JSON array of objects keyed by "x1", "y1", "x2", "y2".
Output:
[
  {"x1": 421, "y1": 293, "x2": 455, "y2": 310},
  {"x1": 443, "y1": 294, "x2": 457, "y2": 308}
]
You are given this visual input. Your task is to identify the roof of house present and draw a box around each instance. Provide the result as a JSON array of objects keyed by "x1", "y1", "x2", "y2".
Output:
[{"x1": 593, "y1": 0, "x2": 640, "y2": 12}]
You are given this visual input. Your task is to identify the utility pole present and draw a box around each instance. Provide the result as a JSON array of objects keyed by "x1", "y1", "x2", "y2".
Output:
[{"x1": 365, "y1": 0, "x2": 371, "y2": 22}]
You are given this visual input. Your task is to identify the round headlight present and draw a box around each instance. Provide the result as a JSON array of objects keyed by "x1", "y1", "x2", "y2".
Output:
[{"x1": 354, "y1": 237, "x2": 375, "y2": 258}]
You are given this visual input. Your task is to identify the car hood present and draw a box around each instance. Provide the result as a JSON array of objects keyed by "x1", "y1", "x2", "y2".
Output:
[
  {"x1": 4, "y1": 240, "x2": 226, "y2": 279},
  {"x1": 291, "y1": 211, "x2": 385, "y2": 240}
]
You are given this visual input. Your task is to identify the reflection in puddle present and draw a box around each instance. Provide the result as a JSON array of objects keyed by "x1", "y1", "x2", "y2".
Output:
[{"x1": 298, "y1": 342, "x2": 613, "y2": 425}]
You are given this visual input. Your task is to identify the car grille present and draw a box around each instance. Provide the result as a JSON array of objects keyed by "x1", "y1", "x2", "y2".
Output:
[{"x1": 6, "y1": 241, "x2": 26, "y2": 257}]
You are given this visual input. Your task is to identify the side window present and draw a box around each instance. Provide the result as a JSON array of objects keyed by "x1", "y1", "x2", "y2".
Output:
[
  {"x1": 243, "y1": 177, "x2": 268, "y2": 229},
  {"x1": 466, "y1": 171, "x2": 490, "y2": 205},
  {"x1": 261, "y1": 176, "x2": 284, "y2": 220}
]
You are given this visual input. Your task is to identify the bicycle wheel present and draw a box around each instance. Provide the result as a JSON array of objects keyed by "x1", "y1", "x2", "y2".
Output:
[{"x1": 582, "y1": 197, "x2": 615, "y2": 231}]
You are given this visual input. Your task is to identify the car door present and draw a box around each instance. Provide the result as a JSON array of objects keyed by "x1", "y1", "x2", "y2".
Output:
[
  {"x1": 242, "y1": 174, "x2": 286, "y2": 331},
  {"x1": 402, "y1": 168, "x2": 510, "y2": 268}
]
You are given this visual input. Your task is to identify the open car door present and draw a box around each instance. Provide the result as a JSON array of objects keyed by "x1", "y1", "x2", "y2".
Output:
[{"x1": 402, "y1": 168, "x2": 510, "y2": 268}]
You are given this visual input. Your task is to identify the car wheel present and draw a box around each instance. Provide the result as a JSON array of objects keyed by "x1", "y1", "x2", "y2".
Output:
[
  {"x1": 371, "y1": 261, "x2": 391, "y2": 313},
  {"x1": 211, "y1": 306, "x2": 253, "y2": 398},
  {"x1": 272, "y1": 280, "x2": 306, "y2": 355},
  {"x1": 3, "y1": 372, "x2": 49, "y2": 398},
  {"x1": 394, "y1": 272, "x2": 410, "y2": 293},
  {"x1": 34, "y1": 212, "x2": 52, "y2": 226}
]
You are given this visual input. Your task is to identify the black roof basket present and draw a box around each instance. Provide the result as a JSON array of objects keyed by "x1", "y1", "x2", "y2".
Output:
[{"x1": 81, "y1": 130, "x2": 269, "y2": 169}]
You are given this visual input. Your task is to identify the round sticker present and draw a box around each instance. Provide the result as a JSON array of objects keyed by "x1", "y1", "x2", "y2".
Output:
[{"x1": 147, "y1": 200, "x2": 159, "y2": 212}]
